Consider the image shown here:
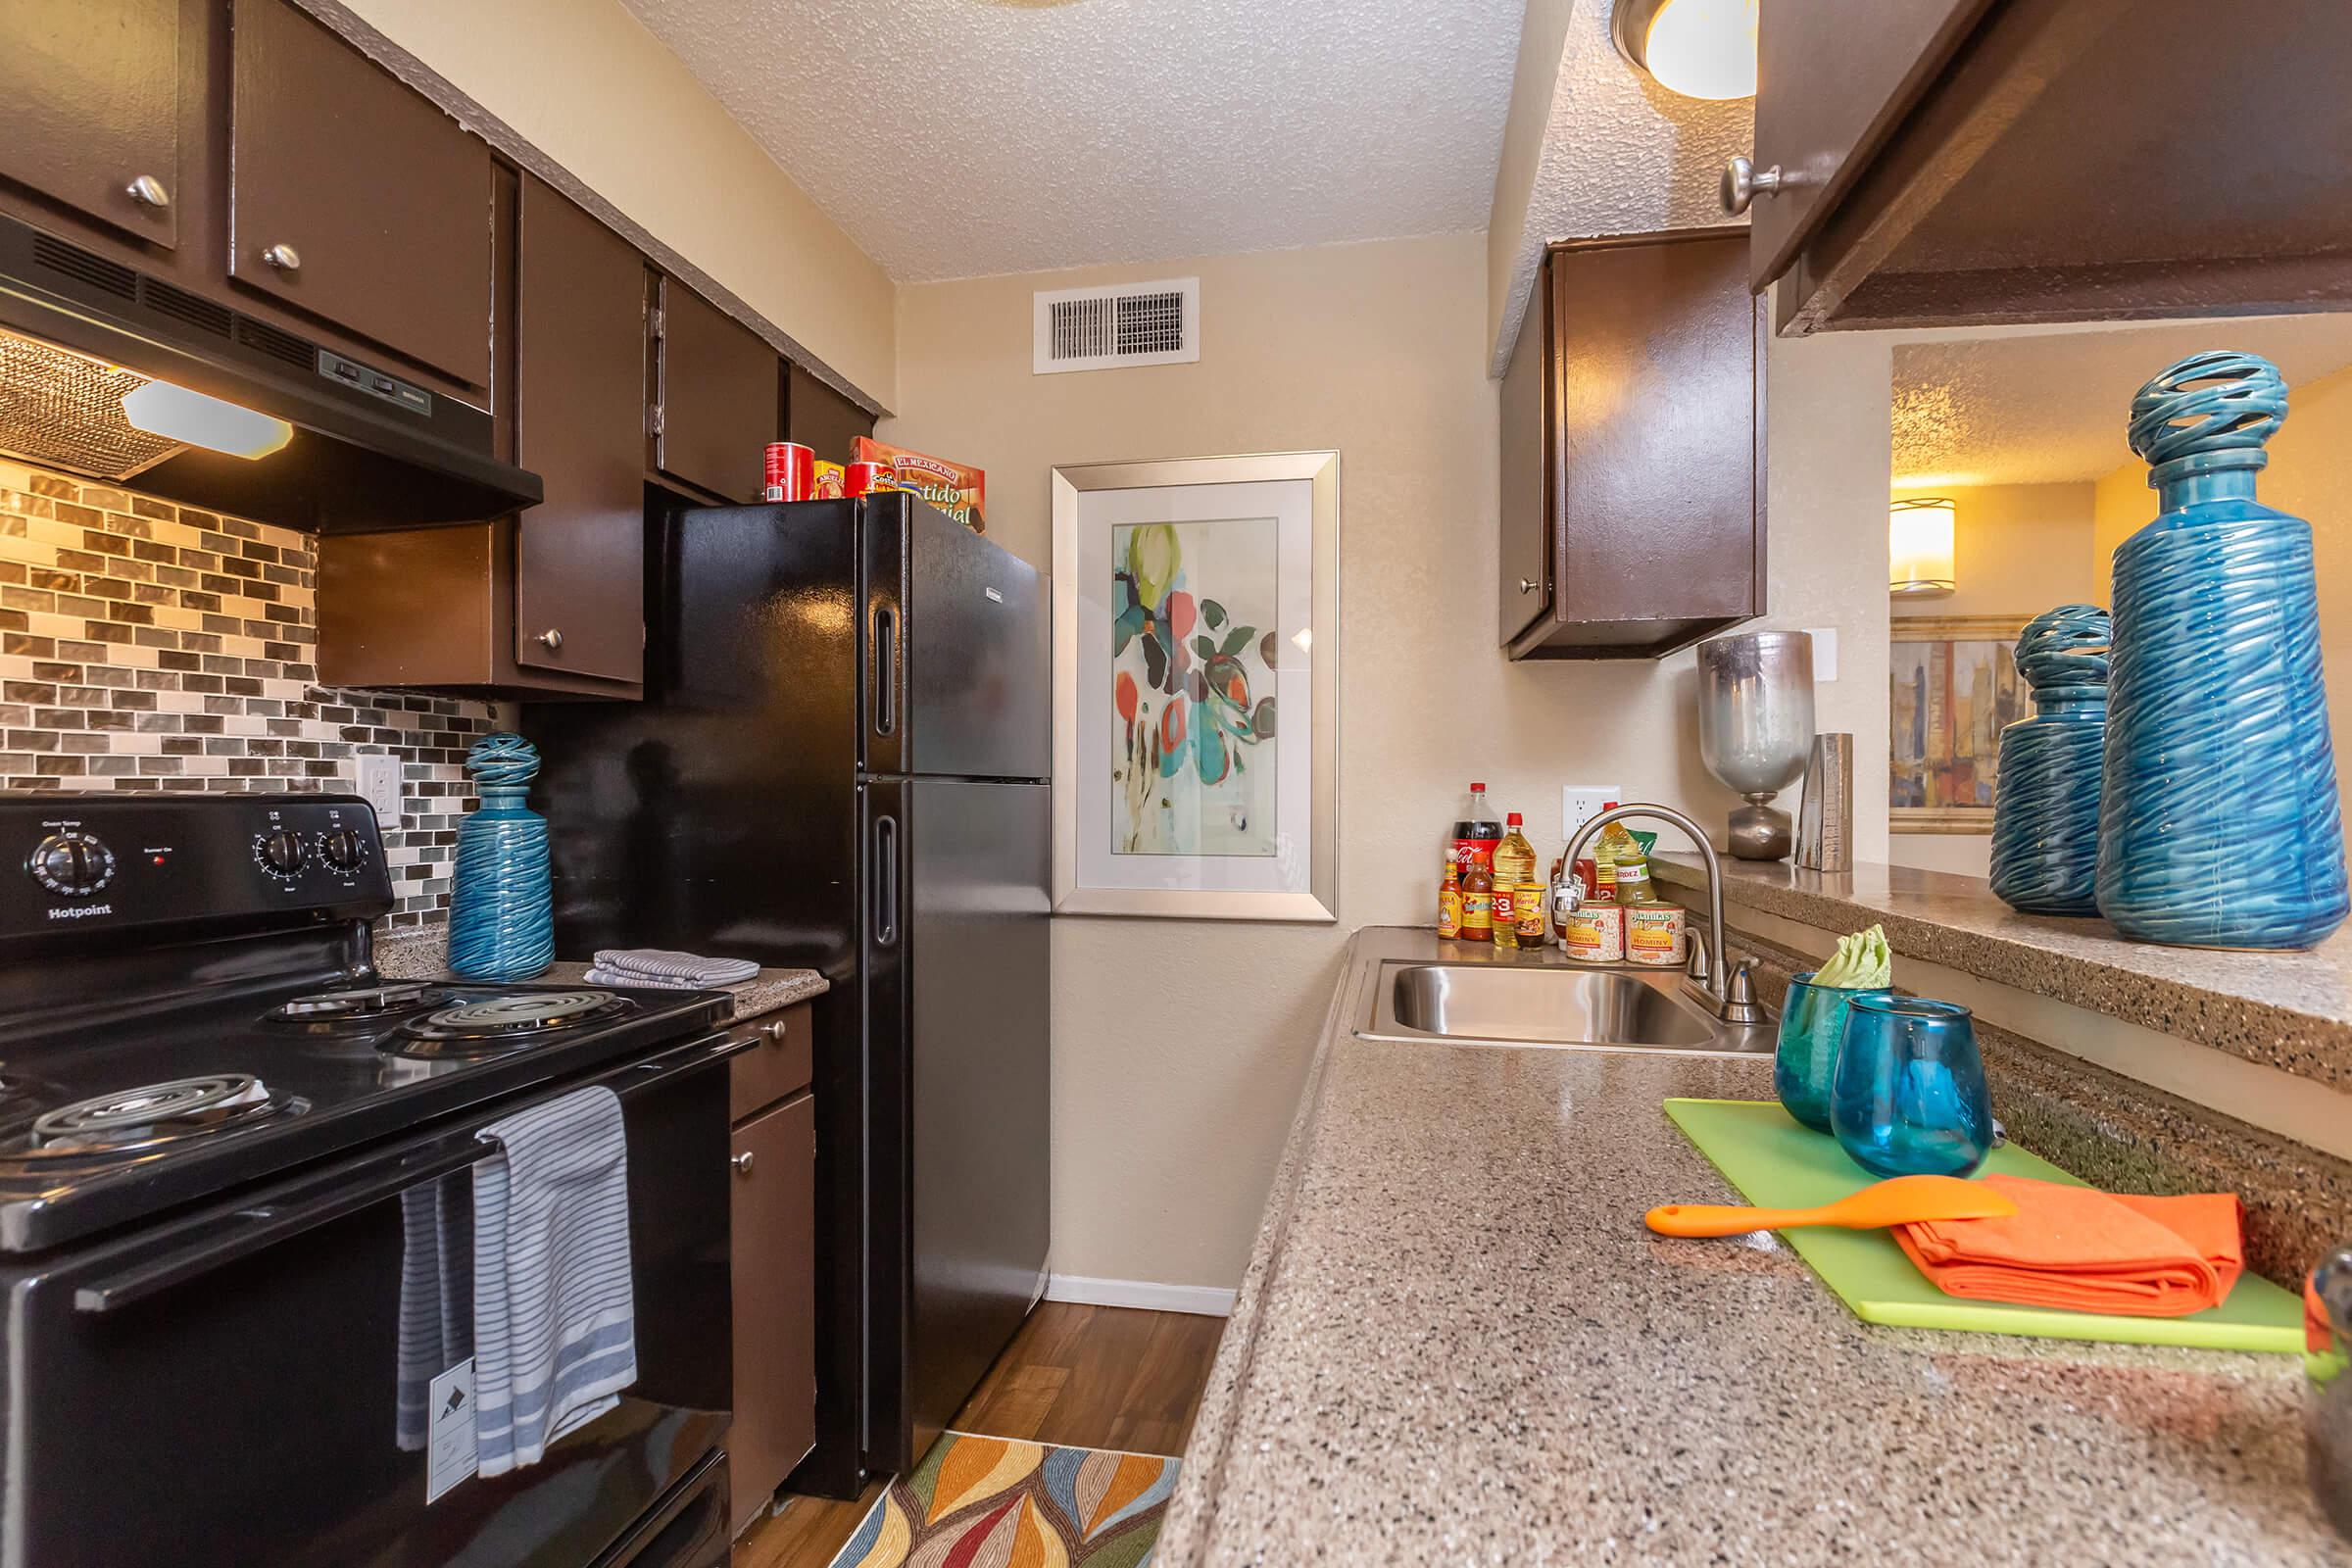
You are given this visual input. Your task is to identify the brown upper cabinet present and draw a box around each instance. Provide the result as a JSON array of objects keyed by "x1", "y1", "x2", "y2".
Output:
[
  {"x1": 786, "y1": 361, "x2": 876, "y2": 465},
  {"x1": 1501, "y1": 232, "x2": 1764, "y2": 660},
  {"x1": 1740, "y1": 0, "x2": 2352, "y2": 334},
  {"x1": 654, "y1": 277, "x2": 781, "y2": 503},
  {"x1": 513, "y1": 176, "x2": 650, "y2": 684},
  {"x1": 0, "y1": 0, "x2": 183, "y2": 250},
  {"x1": 226, "y1": 0, "x2": 492, "y2": 385}
]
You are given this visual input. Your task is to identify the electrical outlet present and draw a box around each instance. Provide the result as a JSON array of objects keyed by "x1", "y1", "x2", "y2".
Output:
[
  {"x1": 1561, "y1": 785, "x2": 1619, "y2": 847},
  {"x1": 356, "y1": 753, "x2": 404, "y2": 827}
]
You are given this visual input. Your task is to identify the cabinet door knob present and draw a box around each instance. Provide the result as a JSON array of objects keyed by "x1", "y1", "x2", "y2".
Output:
[
  {"x1": 125, "y1": 174, "x2": 171, "y2": 209},
  {"x1": 262, "y1": 242, "x2": 302, "y2": 271},
  {"x1": 1719, "y1": 156, "x2": 1788, "y2": 216},
  {"x1": 1518, "y1": 577, "x2": 1538, "y2": 594},
  {"x1": 731, "y1": 1151, "x2": 756, "y2": 1176},
  {"x1": 536, "y1": 628, "x2": 564, "y2": 651},
  {"x1": 761, "y1": 1019, "x2": 788, "y2": 1045}
]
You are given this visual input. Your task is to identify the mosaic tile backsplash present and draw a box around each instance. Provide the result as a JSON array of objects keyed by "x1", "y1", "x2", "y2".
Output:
[{"x1": 0, "y1": 460, "x2": 496, "y2": 927}]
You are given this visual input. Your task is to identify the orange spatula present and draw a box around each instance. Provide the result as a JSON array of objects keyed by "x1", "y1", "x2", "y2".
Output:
[{"x1": 1645, "y1": 1174, "x2": 2019, "y2": 1238}]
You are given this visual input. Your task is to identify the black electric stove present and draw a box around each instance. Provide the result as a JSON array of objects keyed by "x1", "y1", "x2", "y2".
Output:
[{"x1": 0, "y1": 794, "x2": 740, "y2": 1568}]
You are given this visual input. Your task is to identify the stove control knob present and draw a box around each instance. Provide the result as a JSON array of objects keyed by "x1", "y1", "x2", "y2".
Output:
[
  {"x1": 260, "y1": 829, "x2": 307, "y2": 875},
  {"x1": 29, "y1": 832, "x2": 113, "y2": 896},
  {"x1": 320, "y1": 828, "x2": 365, "y2": 871}
]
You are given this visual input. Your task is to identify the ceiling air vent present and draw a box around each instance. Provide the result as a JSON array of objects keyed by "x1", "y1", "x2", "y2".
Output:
[{"x1": 1033, "y1": 278, "x2": 1199, "y2": 374}]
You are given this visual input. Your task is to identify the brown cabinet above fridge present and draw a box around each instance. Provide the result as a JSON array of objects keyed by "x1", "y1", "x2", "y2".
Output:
[
  {"x1": 1501, "y1": 231, "x2": 1764, "y2": 660},
  {"x1": 1740, "y1": 0, "x2": 2352, "y2": 334}
]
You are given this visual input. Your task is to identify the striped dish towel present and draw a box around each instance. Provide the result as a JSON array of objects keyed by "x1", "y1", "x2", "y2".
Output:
[
  {"x1": 589, "y1": 949, "x2": 760, "y2": 987},
  {"x1": 471, "y1": 1087, "x2": 637, "y2": 1476},
  {"x1": 394, "y1": 1175, "x2": 472, "y2": 1451}
]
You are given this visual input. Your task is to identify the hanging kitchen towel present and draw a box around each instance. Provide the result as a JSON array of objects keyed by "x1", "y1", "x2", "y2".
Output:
[
  {"x1": 1895, "y1": 1174, "x2": 2244, "y2": 1317},
  {"x1": 394, "y1": 1175, "x2": 473, "y2": 1452},
  {"x1": 588, "y1": 948, "x2": 760, "y2": 987},
  {"x1": 471, "y1": 1086, "x2": 636, "y2": 1476}
]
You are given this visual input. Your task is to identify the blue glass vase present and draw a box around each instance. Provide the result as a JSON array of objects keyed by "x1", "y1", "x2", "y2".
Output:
[
  {"x1": 447, "y1": 733, "x2": 554, "y2": 981},
  {"x1": 1830, "y1": 997, "x2": 1995, "y2": 1180},
  {"x1": 1989, "y1": 605, "x2": 2109, "y2": 916},
  {"x1": 2098, "y1": 352, "x2": 2348, "y2": 950},
  {"x1": 1773, "y1": 971, "x2": 1892, "y2": 1134}
]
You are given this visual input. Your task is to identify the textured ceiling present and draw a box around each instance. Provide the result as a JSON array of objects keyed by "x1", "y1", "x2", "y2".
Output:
[
  {"x1": 620, "y1": 0, "x2": 1526, "y2": 282},
  {"x1": 1891, "y1": 316, "x2": 2352, "y2": 486},
  {"x1": 1489, "y1": 0, "x2": 1752, "y2": 373}
]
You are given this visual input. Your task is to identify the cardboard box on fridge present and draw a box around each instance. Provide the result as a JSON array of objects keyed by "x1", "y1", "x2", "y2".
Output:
[
  {"x1": 853, "y1": 437, "x2": 985, "y2": 534},
  {"x1": 812, "y1": 461, "x2": 846, "y2": 501}
]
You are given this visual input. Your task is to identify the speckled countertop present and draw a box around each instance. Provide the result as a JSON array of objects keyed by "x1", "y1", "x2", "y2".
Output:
[
  {"x1": 1154, "y1": 926, "x2": 2348, "y2": 1566},
  {"x1": 1655, "y1": 855, "x2": 2352, "y2": 1092},
  {"x1": 370, "y1": 925, "x2": 826, "y2": 1021}
]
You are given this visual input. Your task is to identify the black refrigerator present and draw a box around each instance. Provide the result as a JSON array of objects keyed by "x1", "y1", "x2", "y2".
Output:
[{"x1": 527, "y1": 491, "x2": 1051, "y2": 1497}]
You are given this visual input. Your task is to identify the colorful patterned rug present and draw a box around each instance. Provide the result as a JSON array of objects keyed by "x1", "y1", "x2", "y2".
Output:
[{"x1": 827, "y1": 1432, "x2": 1180, "y2": 1568}]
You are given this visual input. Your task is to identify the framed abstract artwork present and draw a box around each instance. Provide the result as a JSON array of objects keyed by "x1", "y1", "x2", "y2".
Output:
[
  {"x1": 1889, "y1": 613, "x2": 2029, "y2": 834},
  {"x1": 1051, "y1": 452, "x2": 1338, "y2": 920}
]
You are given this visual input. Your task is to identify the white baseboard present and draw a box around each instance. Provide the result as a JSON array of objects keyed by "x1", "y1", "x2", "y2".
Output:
[{"x1": 1044, "y1": 1273, "x2": 1235, "y2": 1318}]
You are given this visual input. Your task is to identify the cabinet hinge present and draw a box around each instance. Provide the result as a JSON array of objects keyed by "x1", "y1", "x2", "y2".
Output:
[
  {"x1": 648, "y1": 307, "x2": 665, "y2": 340},
  {"x1": 648, "y1": 406, "x2": 665, "y2": 437}
]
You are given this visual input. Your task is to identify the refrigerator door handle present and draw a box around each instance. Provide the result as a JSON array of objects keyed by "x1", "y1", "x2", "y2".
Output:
[
  {"x1": 871, "y1": 606, "x2": 898, "y2": 737},
  {"x1": 873, "y1": 813, "x2": 900, "y2": 947}
]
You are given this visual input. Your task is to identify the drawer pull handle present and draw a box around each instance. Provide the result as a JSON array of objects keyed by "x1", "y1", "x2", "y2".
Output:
[
  {"x1": 1720, "y1": 156, "x2": 1791, "y2": 215},
  {"x1": 262, "y1": 242, "x2": 302, "y2": 272},
  {"x1": 536, "y1": 628, "x2": 564, "y2": 651},
  {"x1": 731, "y1": 1151, "x2": 756, "y2": 1176},
  {"x1": 126, "y1": 174, "x2": 171, "y2": 209},
  {"x1": 761, "y1": 1019, "x2": 788, "y2": 1045}
]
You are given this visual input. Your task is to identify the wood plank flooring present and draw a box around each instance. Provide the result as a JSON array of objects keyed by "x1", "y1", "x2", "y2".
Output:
[{"x1": 733, "y1": 1301, "x2": 1226, "y2": 1568}]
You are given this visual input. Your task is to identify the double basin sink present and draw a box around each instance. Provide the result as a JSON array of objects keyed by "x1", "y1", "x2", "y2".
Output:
[{"x1": 1357, "y1": 956, "x2": 1775, "y2": 1056}]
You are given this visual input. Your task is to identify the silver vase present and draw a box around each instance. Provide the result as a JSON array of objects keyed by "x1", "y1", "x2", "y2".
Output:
[{"x1": 1696, "y1": 630, "x2": 1815, "y2": 860}]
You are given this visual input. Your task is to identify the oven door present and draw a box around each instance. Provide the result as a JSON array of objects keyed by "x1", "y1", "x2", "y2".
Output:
[{"x1": 6, "y1": 1032, "x2": 739, "y2": 1568}]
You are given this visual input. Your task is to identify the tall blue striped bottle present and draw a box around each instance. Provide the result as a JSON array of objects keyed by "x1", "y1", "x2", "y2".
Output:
[
  {"x1": 1989, "y1": 605, "x2": 2109, "y2": 916},
  {"x1": 447, "y1": 732, "x2": 556, "y2": 980},
  {"x1": 2097, "y1": 351, "x2": 2348, "y2": 949}
]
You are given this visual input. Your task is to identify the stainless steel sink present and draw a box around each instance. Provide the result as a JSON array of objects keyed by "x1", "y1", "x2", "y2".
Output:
[{"x1": 1358, "y1": 960, "x2": 1771, "y2": 1054}]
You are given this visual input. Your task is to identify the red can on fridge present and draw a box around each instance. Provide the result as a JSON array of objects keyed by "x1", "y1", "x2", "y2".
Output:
[
  {"x1": 845, "y1": 460, "x2": 887, "y2": 498},
  {"x1": 761, "y1": 442, "x2": 813, "y2": 503}
]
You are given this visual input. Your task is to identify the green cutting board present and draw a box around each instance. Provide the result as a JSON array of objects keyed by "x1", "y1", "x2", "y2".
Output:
[{"x1": 1663, "y1": 1099, "x2": 2306, "y2": 1353}]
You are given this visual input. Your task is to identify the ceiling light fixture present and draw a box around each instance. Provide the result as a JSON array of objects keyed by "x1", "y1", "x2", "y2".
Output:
[
  {"x1": 1889, "y1": 497, "x2": 1957, "y2": 599},
  {"x1": 1610, "y1": 0, "x2": 1758, "y2": 101},
  {"x1": 121, "y1": 378, "x2": 292, "y2": 461}
]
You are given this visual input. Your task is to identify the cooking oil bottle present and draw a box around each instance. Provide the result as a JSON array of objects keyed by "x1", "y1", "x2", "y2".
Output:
[{"x1": 1493, "y1": 811, "x2": 1538, "y2": 950}]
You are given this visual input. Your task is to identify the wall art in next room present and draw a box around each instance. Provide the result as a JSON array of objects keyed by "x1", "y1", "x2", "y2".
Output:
[{"x1": 1053, "y1": 452, "x2": 1337, "y2": 922}]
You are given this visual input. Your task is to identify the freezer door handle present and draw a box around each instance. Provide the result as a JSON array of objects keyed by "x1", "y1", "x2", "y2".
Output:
[
  {"x1": 871, "y1": 605, "x2": 898, "y2": 737},
  {"x1": 873, "y1": 812, "x2": 900, "y2": 948}
]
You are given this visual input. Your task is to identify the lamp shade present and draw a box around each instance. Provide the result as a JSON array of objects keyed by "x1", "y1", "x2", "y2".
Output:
[
  {"x1": 1611, "y1": 0, "x2": 1758, "y2": 101},
  {"x1": 1889, "y1": 497, "x2": 1956, "y2": 598}
]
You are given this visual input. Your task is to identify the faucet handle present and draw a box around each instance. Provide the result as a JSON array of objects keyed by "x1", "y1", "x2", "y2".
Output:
[
  {"x1": 1718, "y1": 956, "x2": 1768, "y2": 1026},
  {"x1": 1686, "y1": 933, "x2": 1712, "y2": 989}
]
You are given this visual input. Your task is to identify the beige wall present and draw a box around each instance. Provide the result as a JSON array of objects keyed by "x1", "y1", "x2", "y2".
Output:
[
  {"x1": 2094, "y1": 363, "x2": 2352, "y2": 835},
  {"x1": 1886, "y1": 480, "x2": 2098, "y2": 877},
  {"x1": 338, "y1": 0, "x2": 897, "y2": 407},
  {"x1": 886, "y1": 236, "x2": 1890, "y2": 1289}
]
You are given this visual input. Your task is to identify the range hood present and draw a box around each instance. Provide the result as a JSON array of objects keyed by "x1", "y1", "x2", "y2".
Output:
[{"x1": 0, "y1": 214, "x2": 541, "y2": 531}]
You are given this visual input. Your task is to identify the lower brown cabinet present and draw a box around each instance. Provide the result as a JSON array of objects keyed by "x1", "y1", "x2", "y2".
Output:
[{"x1": 728, "y1": 1005, "x2": 817, "y2": 1539}]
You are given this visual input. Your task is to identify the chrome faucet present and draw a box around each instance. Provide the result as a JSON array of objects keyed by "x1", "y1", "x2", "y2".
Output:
[{"x1": 1561, "y1": 803, "x2": 1765, "y2": 1026}]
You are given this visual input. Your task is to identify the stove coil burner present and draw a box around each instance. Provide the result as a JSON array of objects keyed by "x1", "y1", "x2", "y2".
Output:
[
  {"x1": 389, "y1": 990, "x2": 634, "y2": 1058},
  {"x1": 27, "y1": 1074, "x2": 301, "y2": 1155},
  {"x1": 269, "y1": 981, "x2": 450, "y2": 1027}
]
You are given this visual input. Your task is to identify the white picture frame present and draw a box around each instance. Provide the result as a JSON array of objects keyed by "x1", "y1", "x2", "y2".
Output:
[{"x1": 1051, "y1": 452, "x2": 1339, "y2": 921}]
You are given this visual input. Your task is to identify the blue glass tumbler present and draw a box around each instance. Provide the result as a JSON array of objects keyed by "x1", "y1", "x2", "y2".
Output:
[
  {"x1": 1830, "y1": 997, "x2": 1995, "y2": 1179},
  {"x1": 1774, "y1": 971, "x2": 1893, "y2": 1134}
]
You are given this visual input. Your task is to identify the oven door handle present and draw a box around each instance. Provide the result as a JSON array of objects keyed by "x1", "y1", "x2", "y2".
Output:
[{"x1": 74, "y1": 1031, "x2": 743, "y2": 1316}]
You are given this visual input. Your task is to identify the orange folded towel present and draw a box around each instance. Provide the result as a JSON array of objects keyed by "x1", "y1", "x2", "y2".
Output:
[{"x1": 1893, "y1": 1174, "x2": 2243, "y2": 1318}]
